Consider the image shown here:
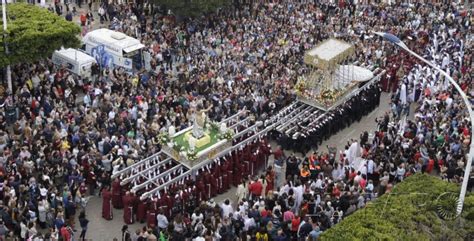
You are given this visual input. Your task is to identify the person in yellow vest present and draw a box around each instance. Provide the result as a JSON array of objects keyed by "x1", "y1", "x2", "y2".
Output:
[
  {"x1": 256, "y1": 227, "x2": 269, "y2": 241},
  {"x1": 300, "y1": 165, "x2": 310, "y2": 183}
]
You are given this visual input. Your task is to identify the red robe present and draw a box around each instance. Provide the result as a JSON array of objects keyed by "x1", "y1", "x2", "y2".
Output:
[
  {"x1": 146, "y1": 199, "x2": 158, "y2": 228},
  {"x1": 250, "y1": 152, "x2": 258, "y2": 176},
  {"x1": 101, "y1": 189, "x2": 113, "y2": 220},
  {"x1": 214, "y1": 165, "x2": 223, "y2": 194},
  {"x1": 226, "y1": 157, "x2": 234, "y2": 188},
  {"x1": 159, "y1": 193, "x2": 172, "y2": 218},
  {"x1": 111, "y1": 179, "x2": 123, "y2": 209},
  {"x1": 260, "y1": 140, "x2": 271, "y2": 166},
  {"x1": 233, "y1": 156, "x2": 243, "y2": 186},
  {"x1": 220, "y1": 160, "x2": 229, "y2": 192},
  {"x1": 122, "y1": 194, "x2": 134, "y2": 224},
  {"x1": 137, "y1": 199, "x2": 147, "y2": 223},
  {"x1": 210, "y1": 172, "x2": 218, "y2": 197},
  {"x1": 196, "y1": 179, "x2": 206, "y2": 202},
  {"x1": 204, "y1": 172, "x2": 213, "y2": 199},
  {"x1": 265, "y1": 171, "x2": 275, "y2": 195}
]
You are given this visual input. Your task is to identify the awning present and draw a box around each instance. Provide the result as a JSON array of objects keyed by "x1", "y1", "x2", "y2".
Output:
[{"x1": 123, "y1": 44, "x2": 145, "y2": 53}]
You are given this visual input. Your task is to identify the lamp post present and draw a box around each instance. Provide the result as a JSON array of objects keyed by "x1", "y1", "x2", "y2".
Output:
[
  {"x1": 2, "y1": 0, "x2": 11, "y2": 94},
  {"x1": 374, "y1": 31, "x2": 474, "y2": 216}
]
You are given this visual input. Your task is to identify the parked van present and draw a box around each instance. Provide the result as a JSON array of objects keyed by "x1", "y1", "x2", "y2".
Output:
[
  {"x1": 82, "y1": 28, "x2": 145, "y2": 71},
  {"x1": 52, "y1": 48, "x2": 97, "y2": 78}
]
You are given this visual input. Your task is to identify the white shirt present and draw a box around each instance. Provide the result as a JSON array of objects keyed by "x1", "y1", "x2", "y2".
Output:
[
  {"x1": 156, "y1": 214, "x2": 169, "y2": 229},
  {"x1": 243, "y1": 217, "x2": 256, "y2": 231},
  {"x1": 221, "y1": 203, "x2": 234, "y2": 219},
  {"x1": 367, "y1": 160, "x2": 374, "y2": 174}
]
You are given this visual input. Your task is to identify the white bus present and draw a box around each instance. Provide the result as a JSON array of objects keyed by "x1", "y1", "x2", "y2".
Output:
[{"x1": 82, "y1": 28, "x2": 145, "y2": 71}]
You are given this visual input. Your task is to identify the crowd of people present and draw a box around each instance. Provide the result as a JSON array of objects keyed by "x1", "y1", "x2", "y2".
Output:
[{"x1": 0, "y1": 0, "x2": 470, "y2": 240}]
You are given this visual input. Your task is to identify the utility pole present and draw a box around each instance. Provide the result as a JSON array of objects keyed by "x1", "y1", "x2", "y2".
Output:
[{"x1": 2, "y1": 0, "x2": 11, "y2": 94}]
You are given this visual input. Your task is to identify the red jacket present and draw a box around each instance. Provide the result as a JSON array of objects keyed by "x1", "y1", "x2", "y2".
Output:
[
  {"x1": 60, "y1": 227, "x2": 72, "y2": 241},
  {"x1": 248, "y1": 181, "x2": 263, "y2": 197}
]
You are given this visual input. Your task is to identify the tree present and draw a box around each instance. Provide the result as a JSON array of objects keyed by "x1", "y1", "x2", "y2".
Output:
[
  {"x1": 320, "y1": 174, "x2": 474, "y2": 241},
  {"x1": 0, "y1": 3, "x2": 81, "y2": 67},
  {"x1": 154, "y1": 0, "x2": 230, "y2": 18}
]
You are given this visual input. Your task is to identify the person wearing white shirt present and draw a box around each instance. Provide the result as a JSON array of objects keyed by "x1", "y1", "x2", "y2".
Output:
[
  {"x1": 367, "y1": 159, "x2": 375, "y2": 180},
  {"x1": 243, "y1": 215, "x2": 255, "y2": 232},
  {"x1": 156, "y1": 209, "x2": 169, "y2": 232},
  {"x1": 220, "y1": 199, "x2": 234, "y2": 219},
  {"x1": 191, "y1": 210, "x2": 204, "y2": 226}
]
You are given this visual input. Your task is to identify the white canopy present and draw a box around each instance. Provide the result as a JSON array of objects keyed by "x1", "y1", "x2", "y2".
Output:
[{"x1": 335, "y1": 65, "x2": 374, "y2": 83}]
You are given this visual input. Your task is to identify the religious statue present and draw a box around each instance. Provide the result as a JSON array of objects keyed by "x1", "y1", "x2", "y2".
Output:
[{"x1": 191, "y1": 102, "x2": 213, "y2": 139}]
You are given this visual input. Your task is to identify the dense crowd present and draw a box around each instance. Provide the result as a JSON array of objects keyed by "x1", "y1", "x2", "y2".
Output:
[{"x1": 0, "y1": 0, "x2": 471, "y2": 240}]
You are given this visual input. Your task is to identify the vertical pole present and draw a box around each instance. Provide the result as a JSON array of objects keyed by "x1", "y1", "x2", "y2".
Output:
[{"x1": 2, "y1": 0, "x2": 11, "y2": 94}]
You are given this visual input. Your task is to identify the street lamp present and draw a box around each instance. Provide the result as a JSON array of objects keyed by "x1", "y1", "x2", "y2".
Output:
[
  {"x1": 1, "y1": 0, "x2": 12, "y2": 94},
  {"x1": 374, "y1": 31, "x2": 474, "y2": 216}
]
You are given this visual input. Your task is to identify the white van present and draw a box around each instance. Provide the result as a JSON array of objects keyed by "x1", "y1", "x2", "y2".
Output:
[
  {"x1": 82, "y1": 28, "x2": 145, "y2": 71},
  {"x1": 52, "y1": 48, "x2": 97, "y2": 78}
]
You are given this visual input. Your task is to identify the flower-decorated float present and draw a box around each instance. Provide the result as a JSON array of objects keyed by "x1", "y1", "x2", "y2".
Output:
[{"x1": 159, "y1": 105, "x2": 234, "y2": 168}]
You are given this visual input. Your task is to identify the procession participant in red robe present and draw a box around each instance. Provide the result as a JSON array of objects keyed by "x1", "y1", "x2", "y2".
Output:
[
  {"x1": 250, "y1": 150, "x2": 258, "y2": 176},
  {"x1": 210, "y1": 171, "x2": 218, "y2": 197},
  {"x1": 220, "y1": 159, "x2": 229, "y2": 192},
  {"x1": 111, "y1": 178, "x2": 123, "y2": 209},
  {"x1": 122, "y1": 191, "x2": 135, "y2": 224},
  {"x1": 196, "y1": 176, "x2": 206, "y2": 202},
  {"x1": 147, "y1": 197, "x2": 158, "y2": 228},
  {"x1": 101, "y1": 186, "x2": 113, "y2": 220},
  {"x1": 226, "y1": 156, "x2": 234, "y2": 188},
  {"x1": 158, "y1": 191, "x2": 172, "y2": 218},
  {"x1": 204, "y1": 170, "x2": 213, "y2": 199},
  {"x1": 233, "y1": 157, "x2": 243, "y2": 186},
  {"x1": 260, "y1": 138, "x2": 272, "y2": 167},
  {"x1": 214, "y1": 163, "x2": 223, "y2": 194},
  {"x1": 136, "y1": 197, "x2": 147, "y2": 223},
  {"x1": 265, "y1": 166, "x2": 275, "y2": 195},
  {"x1": 181, "y1": 186, "x2": 190, "y2": 204}
]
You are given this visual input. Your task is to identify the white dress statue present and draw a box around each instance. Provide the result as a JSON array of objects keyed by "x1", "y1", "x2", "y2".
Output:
[{"x1": 191, "y1": 103, "x2": 213, "y2": 139}]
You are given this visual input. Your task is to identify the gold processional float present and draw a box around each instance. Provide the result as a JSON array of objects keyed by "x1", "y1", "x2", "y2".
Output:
[{"x1": 295, "y1": 38, "x2": 374, "y2": 111}]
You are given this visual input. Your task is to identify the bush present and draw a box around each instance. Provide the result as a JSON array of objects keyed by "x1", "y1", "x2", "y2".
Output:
[
  {"x1": 320, "y1": 174, "x2": 474, "y2": 241},
  {"x1": 0, "y1": 3, "x2": 81, "y2": 66}
]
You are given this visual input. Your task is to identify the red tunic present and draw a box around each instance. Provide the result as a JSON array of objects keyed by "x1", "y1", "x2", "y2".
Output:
[
  {"x1": 137, "y1": 199, "x2": 147, "y2": 223},
  {"x1": 226, "y1": 157, "x2": 234, "y2": 188},
  {"x1": 122, "y1": 194, "x2": 135, "y2": 224},
  {"x1": 111, "y1": 179, "x2": 123, "y2": 209},
  {"x1": 101, "y1": 189, "x2": 113, "y2": 220},
  {"x1": 146, "y1": 199, "x2": 158, "y2": 228},
  {"x1": 159, "y1": 193, "x2": 172, "y2": 218},
  {"x1": 204, "y1": 172, "x2": 213, "y2": 199},
  {"x1": 220, "y1": 160, "x2": 229, "y2": 192},
  {"x1": 233, "y1": 158, "x2": 243, "y2": 186},
  {"x1": 250, "y1": 152, "x2": 258, "y2": 176},
  {"x1": 210, "y1": 172, "x2": 218, "y2": 197},
  {"x1": 196, "y1": 179, "x2": 206, "y2": 202},
  {"x1": 265, "y1": 171, "x2": 275, "y2": 195},
  {"x1": 214, "y1": 165, "x2": 223, "y2": 194}
]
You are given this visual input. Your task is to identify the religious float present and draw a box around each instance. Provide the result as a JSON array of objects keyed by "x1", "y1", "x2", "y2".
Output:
[
  {"x1": 158, "y1": 107, "x2": 234, "y2": 168},
  {"x1": 295, "y1": 38, "x2": 374, "y2": 111}
]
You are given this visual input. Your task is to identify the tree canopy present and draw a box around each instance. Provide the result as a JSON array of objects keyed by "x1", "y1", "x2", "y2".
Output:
[
  {"x1": 154, "y1": 0, "x2": 230, "y2": 18},
  {"x1": 0, "y1": 3, "x2": 81, "y2": 67},
  {"x1": 320, "y1": 174, "x2": 474, "y2": 241}
]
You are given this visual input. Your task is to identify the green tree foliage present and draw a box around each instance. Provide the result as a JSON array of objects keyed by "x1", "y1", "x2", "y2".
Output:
[
  {"x1": 155, "y1": 0, "x2": 230, "y2": 18},
  {"x1": 0, "y1": 3, "x2": 81, "y2": 67},
  {"x1": 320, "y1": 174, "x2": 474, "y2": 241}
]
